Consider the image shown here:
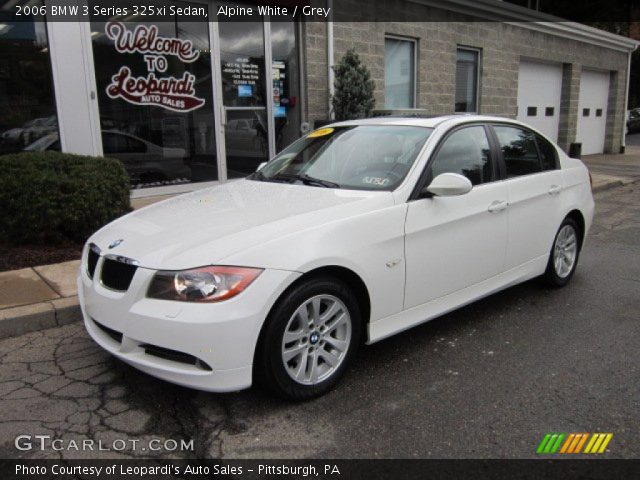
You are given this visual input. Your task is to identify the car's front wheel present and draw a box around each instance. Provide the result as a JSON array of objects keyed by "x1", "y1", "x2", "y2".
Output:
[
  {"x1": 543, "y1": 217, "x2": 581, "y2": 287},
  {"x1": 255, "y1": 276, "x2": 361, "y2": 400}
]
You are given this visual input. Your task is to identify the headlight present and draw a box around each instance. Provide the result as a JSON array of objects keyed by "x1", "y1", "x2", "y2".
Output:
[{"x1": 147, "y1": 266, "x2": 263, "y2": 302}]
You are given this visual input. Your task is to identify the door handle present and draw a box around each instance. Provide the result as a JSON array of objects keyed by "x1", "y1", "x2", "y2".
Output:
[
  {"x1": 548, "y1": 185, "x2": 562, "y2": 195},
  {"x1": 488, "y1": 200, "x2": 509, "y2": 213}
]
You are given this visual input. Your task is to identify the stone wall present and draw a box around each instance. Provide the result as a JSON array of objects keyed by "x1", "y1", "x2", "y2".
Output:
[{"x1": 301, "y1": 2, "x2": 630, "y2": 153}]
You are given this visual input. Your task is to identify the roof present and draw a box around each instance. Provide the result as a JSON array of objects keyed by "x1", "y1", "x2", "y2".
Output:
[
  {"x1": 410, "y1": 0, "x2": 639, "y2": 52},
  {"x1": 327, "y1": 115, "x2": 515, "y2": 129}
]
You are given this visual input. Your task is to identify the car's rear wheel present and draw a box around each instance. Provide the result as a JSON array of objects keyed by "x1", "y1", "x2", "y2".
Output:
[
  {"x1": 543, "y1": 217, "x2": 581, "y2": 287},
  {"x1": 255, "y1": 276, "x2": 361, "y2": 400}
]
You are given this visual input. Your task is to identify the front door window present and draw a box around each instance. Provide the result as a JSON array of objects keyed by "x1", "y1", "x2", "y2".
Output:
[{"x1": 431, "y1": 126, "x2": 493, "y2": 185}]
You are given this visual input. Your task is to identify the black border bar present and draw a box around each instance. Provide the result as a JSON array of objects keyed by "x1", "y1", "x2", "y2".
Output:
[
  {"x1": 2, "y1": 0, "x2": 638, "y2": 23},
  {"x1": 2, "y1": 459, "x2": 640, "y2": 480}
]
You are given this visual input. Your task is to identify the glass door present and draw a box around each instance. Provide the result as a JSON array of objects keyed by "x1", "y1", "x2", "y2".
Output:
[
  {"x1": 211, "y1": 5, "x2": 302, "y2": 181},
  {"x1": 216, "y1": 18, "x2": 271, "y2": 179}
]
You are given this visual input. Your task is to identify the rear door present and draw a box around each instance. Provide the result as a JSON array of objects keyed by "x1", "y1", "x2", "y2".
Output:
[
  {"x1": 490, "y1": 124, "x2": 565, "y2": 270},
  {"x1": 404, "y1": 125, "x2": 508, "y2": 309}
]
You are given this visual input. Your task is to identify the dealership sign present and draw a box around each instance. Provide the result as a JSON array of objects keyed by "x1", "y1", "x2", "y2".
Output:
[{"x1": 104, "y1": 22, "x2": 205, "y2": 113}]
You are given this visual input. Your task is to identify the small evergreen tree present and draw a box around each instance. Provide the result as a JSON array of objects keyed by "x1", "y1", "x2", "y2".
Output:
[{"x1": 332, "y1": 49, "x2": 375, "y2": 120}]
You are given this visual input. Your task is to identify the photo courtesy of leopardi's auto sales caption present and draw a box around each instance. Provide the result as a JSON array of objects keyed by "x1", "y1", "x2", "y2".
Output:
[{"x1": 14, "y1": 462, "x2": 339, "y2": 477}]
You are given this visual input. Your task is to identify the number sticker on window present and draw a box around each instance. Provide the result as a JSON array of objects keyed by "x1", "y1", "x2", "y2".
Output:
[{"x1": 362, "y1": 176, "x2": 390, "y2": 186}]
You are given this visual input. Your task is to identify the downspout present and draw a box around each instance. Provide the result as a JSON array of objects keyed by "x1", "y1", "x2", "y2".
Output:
[
  {"x1": 622, "y1": 46, "x2": 635, "y2": 153},
  {"x1": 327, "y1": 0, "x2": 334, "y2": 119}
]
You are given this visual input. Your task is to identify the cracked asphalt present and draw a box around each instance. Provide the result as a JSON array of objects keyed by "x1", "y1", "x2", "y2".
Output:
[{"x1": 1, "y1": 184, "x2": 639, "y2": 460}]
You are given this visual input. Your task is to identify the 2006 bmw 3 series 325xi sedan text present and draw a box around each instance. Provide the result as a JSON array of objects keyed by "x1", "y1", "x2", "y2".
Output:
[{"x1": 79, "y1": 116, "x2": 594, "y2": 400}]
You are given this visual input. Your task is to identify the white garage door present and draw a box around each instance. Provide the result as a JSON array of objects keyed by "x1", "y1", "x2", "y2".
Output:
[
  {"x1": 576, "y1": 69, "x2": 610, "y2": 155},
  {"x1": 517, "y1": 60, "x2": 562, "y2": 142}
]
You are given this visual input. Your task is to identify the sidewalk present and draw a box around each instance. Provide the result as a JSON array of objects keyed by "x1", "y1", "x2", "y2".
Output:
[
  {"x1": 0, "y1": 194, "x2": 175, "y2": 338},
  {"x1": 0, "y1": 261, "x2": 81, "y2": 337},
  {"x1": 1, "y1": 153, "x2": 639, "y2": 339},
  {"x1": 582, "y1": 145, "x2": 640, "y2": 192}
]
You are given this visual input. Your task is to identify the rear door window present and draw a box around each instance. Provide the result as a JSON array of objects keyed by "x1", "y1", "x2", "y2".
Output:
[
  {"x1": 535, "y1": 134, "x2": 559, "y2": 171},
  {"x1": 493, "y1": 125, "x2": 542, "y2": 177}
]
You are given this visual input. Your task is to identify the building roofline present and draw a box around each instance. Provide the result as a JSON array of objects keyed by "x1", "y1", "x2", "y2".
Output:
[{"x1": 410, "y1": 0, "x2": 640, "y2": 52}]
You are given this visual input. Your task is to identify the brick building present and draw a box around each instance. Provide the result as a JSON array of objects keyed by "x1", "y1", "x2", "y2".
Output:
[
  {"x1": 304, "y1": 0, "x2": 637, "y2": 156},
  {"x1": 1, "y1": 0, "x2": 637, "y2": 198}
]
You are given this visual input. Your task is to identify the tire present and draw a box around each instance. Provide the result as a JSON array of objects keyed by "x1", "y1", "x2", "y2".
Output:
[
  {"x1": 255, "y1": 276, "x2": 361, "y2": 401},
  {"x1": 543, "y1": 217, "x2": 581, "y2": 288}
]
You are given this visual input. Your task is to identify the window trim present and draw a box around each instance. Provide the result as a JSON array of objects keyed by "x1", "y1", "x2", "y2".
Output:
[
  {"x1": 455, "y1": 46, "x2": 482, "y2": 114},
  {"x1": 409, "y1": 122, "x2": 499, "y2": 201},
  {"x1": 384, "y1": 34, "x2": 418, "y2": 109}
]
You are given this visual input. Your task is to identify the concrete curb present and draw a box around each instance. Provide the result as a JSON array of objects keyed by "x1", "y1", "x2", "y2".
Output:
[
  {"x1": 592, "y1": 177, "x2": 639, "y2": 193},
  {"x1": 592, "y1": 180, "x2": 624, "y2": 193},
  {"x1": 0, "y1": 296, "x2": 80, "y2": 339}
]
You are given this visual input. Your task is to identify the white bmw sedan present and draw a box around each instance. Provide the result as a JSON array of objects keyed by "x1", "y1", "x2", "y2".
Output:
[{"x1": 79, "y1": 116, "x2": 594, "y2": 400}]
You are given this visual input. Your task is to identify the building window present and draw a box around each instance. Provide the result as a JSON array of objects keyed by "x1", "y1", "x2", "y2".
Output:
[
  {"x1": 455, "y1": 48, "x2": 480, "y2": 113},
  {"x1": 384, "y1": 36, "x2": 416, "y2": 109},
  {"x1": 0, "y1": 5, "x2": 59, "y2": 155}
]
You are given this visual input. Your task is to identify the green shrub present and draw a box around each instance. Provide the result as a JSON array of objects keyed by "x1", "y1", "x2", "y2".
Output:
[
  {"x1": 332, "y1": 49, "x2": 376, "y2": 121},
  {"x1": 0, "y1": 151, "x2": 131, "y2": 245}
]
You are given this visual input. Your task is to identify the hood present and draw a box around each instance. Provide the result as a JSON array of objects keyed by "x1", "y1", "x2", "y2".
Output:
[{"x1": 90, "y1": 179, "x2": 393, "y2": 270}]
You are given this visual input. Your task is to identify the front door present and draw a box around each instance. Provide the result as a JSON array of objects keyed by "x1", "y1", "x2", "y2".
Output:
[{"x1": 404, "y1": 125, "x2": 508, "y2": 309}]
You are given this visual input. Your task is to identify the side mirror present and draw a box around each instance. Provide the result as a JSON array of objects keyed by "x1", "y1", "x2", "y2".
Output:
[
  {"x1": 425, "y1": 173, "x2": 472, "y2": 197},
  {"x1": 256, "y1": 161, "x2": 267, "y2": 172}
]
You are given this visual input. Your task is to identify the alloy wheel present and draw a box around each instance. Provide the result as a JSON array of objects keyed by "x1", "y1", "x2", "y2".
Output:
[
  {"x1": 553, "y1": 224, "x2": 578, "y2": 278},
  {"x1": 281, "y1": 294, "x2": 352, "y2": 385}
]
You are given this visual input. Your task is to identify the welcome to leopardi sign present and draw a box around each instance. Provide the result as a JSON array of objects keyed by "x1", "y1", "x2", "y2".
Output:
[{"x1": 104, "y1": 21, "x2": 205, "y2": 113}]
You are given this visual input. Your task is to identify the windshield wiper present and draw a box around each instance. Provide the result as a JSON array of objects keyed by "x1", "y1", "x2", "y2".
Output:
[{"x1": 271, "y1": 173, "x2": 341, "y2": 188}]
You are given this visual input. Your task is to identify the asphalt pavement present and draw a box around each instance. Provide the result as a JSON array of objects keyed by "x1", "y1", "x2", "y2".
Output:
[
  {"x1": 1, "y1": 184, "x2": 639, "y2": 460},
  {"x1": 626, "y1": 132, "x2": 640, "y2": 146}
]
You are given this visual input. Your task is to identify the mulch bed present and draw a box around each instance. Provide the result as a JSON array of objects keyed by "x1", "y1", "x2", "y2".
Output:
[{"x1": 0, "y1": 241, "x2": 83, "y2": 272}]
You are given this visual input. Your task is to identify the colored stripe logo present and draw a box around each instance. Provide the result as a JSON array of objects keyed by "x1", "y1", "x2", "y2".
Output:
[{"x1": 537, "y1": 433, "x2": 613, "y2": 454}]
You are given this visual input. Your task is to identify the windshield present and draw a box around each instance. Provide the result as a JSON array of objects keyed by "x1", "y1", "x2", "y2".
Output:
[{"x1": 249, "y1": 125, "x2": 433, "y2": 190}]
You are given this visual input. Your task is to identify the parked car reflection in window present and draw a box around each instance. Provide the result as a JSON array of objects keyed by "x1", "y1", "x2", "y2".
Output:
[{"x1": 24, "y1": 130, "x2": 189, "y2": 188}]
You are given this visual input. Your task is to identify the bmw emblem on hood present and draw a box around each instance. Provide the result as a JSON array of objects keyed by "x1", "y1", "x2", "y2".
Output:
[{"x1": 108, "y1": 239, "x2": 124, "y2": 249}]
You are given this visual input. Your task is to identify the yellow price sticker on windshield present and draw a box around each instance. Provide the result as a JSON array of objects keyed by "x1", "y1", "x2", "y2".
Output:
[{"x1": 308, "y1": 127, "x2": 334, "y2": 138}]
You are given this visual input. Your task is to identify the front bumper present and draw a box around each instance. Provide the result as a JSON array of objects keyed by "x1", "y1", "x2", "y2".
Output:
[{"x1": 79, "y1": 259, "x2": 300, "y2": 392}]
